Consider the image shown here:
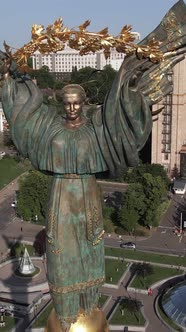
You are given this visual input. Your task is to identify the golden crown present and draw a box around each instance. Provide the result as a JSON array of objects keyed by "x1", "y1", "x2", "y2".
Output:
[{"x1": 3, "y1": 18, "x2": 163, "y2": 71}]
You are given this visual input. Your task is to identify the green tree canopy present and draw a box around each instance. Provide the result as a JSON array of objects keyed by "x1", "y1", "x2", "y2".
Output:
[
  {"x1": 120, "y1": 171, "x2": 167, "y2": 229},
  {"x1": 123, "y1": 164, "x2": 170, "y2": 189},
  {"x1": 30, "y1": 66, "x2": 55, "y2": 89},
  {"x1": 130, "y1": 263, "x2": 154, "y2": 279},
  {"x1": 102, "y1": 206, "x2": 116, "y2": 233},
  {"x1": 141, "y1": 173, "x2": 167, "y2": 227},
  {"x1": 118, "y1": 183, "x2": 146, "y2": 233},
  {"x1": 120, "y1": 297, "x2": 143, "y2": 314},
  {"x1": 16, "y1": 170, "x2": 51, "y2": 223},
  {"x1": 70, "y1": 65, "x2": 117, "y2": 104}
]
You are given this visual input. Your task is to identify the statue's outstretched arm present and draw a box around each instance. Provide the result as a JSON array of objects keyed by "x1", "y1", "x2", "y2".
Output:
[
  {"x1": 0, "y1": 53, "x2": 43, "y2": 125},
  {"x1": 134, "y1": 48, "x2": 186, "y2": 107},
  {"x1": 93, "y1": 0, "x2": 186, "y2": 177},
  {"x1": 0, "y1": 53, "x2": 57, "y2": 169}
]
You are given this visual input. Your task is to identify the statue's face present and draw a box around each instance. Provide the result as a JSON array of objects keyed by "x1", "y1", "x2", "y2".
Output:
[{"x1": 62, "y1": 93, "x2": 84, "y2": 121}]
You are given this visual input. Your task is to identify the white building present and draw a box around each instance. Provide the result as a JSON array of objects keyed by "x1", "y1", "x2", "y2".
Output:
[
  {"x1": 0, "y1": 103, "x2": 6, "y2": 132},
  {"x1": 32, "y1": 45, "x2": 125, "y2": 73}
]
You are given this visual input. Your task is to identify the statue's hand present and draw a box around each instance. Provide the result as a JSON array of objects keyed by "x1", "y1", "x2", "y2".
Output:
[
  {"x1": 0, "y1": 51, "x2": 18, "y2": 80},
  {"x1": 0, "y1": 51, "x2": 11, "y2": 80},
  {"x1": 141, "y1": 52, "x2": 185, "y2": 105}
]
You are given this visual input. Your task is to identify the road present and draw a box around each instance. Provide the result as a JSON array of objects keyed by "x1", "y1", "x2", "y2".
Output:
[
  {"x1": 0, "y1": 181, "x2": 186, "y2": 258},
  {"x1": 97, "y1": 180, "x2": 128, "y2": 194},
  {"x1": 104, "y1": 190, "x2": 186, "y2": 256},
  {"x1": 104, "y1": 228, "x2": 186, "y2": 256},
  {"x1": 0, "y1": 179, "x2": 185, "y2": 332},
  {"x1": 0, "y1": 196, "x2": 15, "y2": 230}
]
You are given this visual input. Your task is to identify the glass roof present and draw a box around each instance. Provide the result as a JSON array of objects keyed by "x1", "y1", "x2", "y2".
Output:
[{"x1": 162, "y1": 281, "x2": 186, "y2": 328}]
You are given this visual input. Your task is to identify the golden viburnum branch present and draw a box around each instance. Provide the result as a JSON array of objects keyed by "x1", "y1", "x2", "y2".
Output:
[{"x1": 3, "y1": 18, "x2": 163, "y2": 72}]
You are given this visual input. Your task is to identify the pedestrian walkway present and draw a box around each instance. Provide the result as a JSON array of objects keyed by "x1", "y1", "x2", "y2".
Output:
[
  {"x1": 0, "y1": 173, "x2": 22, "y2": 204},
  {"x1": 100, "y1": 258, "x2": 183, "y2": 332},
  {"x1": 0, "y1": 177, "x2": 179, "y2": 331}
]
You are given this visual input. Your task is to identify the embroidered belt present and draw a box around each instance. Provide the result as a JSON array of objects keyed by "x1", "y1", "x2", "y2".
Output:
[
  {"x1": 55, "y1": 173, "x2": 94, "y2": 179},
  {"x1": 49, "y1": 277, "x2": 105, "y2": 294}
]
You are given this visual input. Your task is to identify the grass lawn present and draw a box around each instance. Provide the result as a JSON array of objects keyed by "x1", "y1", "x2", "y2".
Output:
[
  {"x1": 0, "y1": 158, "x2": 25, "y2": 189},
  {"x1": 9, "y1": 243, "x2": 41, "y2": 258},
  {"x1": 130, "y1": 265, "x2": 180, "y2": 289},
  {"x1": 110, "y1": 304, "x2": 145, "y2": 326},
  {"x1": 0, "y1": 316, "x2": 19, "y2": 331},
  {"x1": 105, "y1": 258, "x2": 128, "y2": 284},
  {"x1": 33, "y1": 295, "x2": 109, "y2": 328},
  {"x1": 105, "y1": 247, "x2": 186, "y2": 267},
  {"x1": 98, "y1": 294, "x2": 109, "y2": 307},
  {"x1": 32, "y1": 302, "x2": 53, "y2": 328}
]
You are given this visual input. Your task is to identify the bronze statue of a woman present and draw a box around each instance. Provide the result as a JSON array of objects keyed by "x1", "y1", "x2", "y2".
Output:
[{"x1": 1, "y1": 1, "x2": 186, "y2": 331}]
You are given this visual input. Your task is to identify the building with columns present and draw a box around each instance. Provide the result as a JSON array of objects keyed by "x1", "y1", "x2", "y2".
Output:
[
  {"x1": 31, "y1": 46, "x2": 125, "y2": 74},
  {"x1": 151, "y1": 57, "x2": 186, "y2": 177}
]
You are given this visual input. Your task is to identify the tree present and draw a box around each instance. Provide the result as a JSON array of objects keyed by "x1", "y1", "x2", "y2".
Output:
[
  {"x1": 16, "y1": 170, "x2": 51, "y2": 223},
  {"x1": 130, "y1": 262, "x2": 154, "y2": 279},
  {"x1": 70, "y1": 65, "x2": 117, "y2": 104},
  {"x1": 130, "y1": 262, "x2": 154, "y2": 288},
  {"x1": 141, "y1": 173, "x2": 167, "y2": 227},
  {"x1": 118, "y1": 207, "x2": 139, "y2": 234},
  {"x1": 102, "y1": 206, "x2": 115, "y2": 233},
  {"x1": 33, "y1": 228, "x2": 46, "y2": 256},
  {"x1": 120, "y1": 297, "x2": 143, "y2": 322},
  {"x1": 119, "y1": 171, "x2": 167, "y2": 229},
  {"x1": 30, "y1": 66, "x2": 55, "y2": 88},
  {"x1": 10, "y1": 242, "x2": 25, "y2": 257},
  {"x1": 123, "y1": 164, "x2": 170, "y2": 189},
  {"x1": 118, "y1": 183, "x2": 146, "y2": 233}
]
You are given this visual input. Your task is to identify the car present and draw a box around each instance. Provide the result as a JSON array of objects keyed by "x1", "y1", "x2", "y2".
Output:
[
  {"x1": 104, "y1": 195, "x2": 110, "y2": 203},
  {"x1": 5, "y1": 311, "x2": 13, "y2": 316},
  {"x1": 120, "y1": 242, "x2": 136, "y2": 249},
  {"x1": 0, "y1": 151, "x2": 5, "y2": 159},
  {"x1": 11, "y1": 200, "x2": 17, "y2": 208}
]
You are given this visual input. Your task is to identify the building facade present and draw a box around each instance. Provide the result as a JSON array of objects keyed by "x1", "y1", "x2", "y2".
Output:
[
  {"x1": 0, "y1": 103, "x2": 7, "y2": 132},
  {"x1": 31, "y1": 46, "x2": 125, "y2": 73},
  {"x1": 151, "y1": 57, "x2": 186, "y2": 177}
]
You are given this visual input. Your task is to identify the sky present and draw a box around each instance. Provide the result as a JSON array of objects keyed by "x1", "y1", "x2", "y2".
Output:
[{"x1": 0, "y1": 0, "x2": 183, "y2": 51}]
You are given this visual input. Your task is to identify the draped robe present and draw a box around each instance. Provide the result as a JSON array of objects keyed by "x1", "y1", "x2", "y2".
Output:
[
  {"x1": 3, "y1": 2, "x2": 186, "y2": 327},
  {"x1": 1, "y1": 72, "x2": 151, "y2": 327}
]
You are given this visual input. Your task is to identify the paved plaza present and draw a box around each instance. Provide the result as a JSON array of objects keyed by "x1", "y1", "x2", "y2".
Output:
[{"x1": 0, "y1": 178, "x2": 183, "y2": 331}]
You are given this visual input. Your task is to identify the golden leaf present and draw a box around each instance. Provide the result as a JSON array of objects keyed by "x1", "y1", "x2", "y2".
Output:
[
  {"x1": 32, "y1": 24, "x2": 44, "y2": 37},
  {"x1": 97, "y1": 28, "x2": 108, "y2": 35},
  {"x1": 100, "y1": 39, "x2": 113, "y2": 47},
  {"x1": 3, "y1": 17, "x2": 164, "y2": 69},
  {"x1": 53, "y1": 18, "x2": 63, "y2": 31},
  {"x1": 3, "y1": 41, "x2": 13, "y2": 58},
  {"x1": 78, "y1": 20, "x2": 91, "y2": 31},
  {"x1": 46, "y1": 24, "x2": 53, "y2": 33},
  {"x1": 120, "y1": 25, "x2": 133, "y2": 35}
]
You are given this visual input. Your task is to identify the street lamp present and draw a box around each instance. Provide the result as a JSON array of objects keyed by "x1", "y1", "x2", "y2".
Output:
[{"x1": 35, "y1": 215, "x2": 38, "y2": 223}]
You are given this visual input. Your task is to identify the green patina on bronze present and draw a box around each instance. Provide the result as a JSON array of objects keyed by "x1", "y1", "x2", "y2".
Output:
[{"x1": 1, "y1": 0, "x2": 186, "y2": 329}]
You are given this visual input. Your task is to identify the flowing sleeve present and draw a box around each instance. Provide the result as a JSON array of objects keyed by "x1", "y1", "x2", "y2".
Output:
[
  {"x1": 92, "y1": 0, "x2": 186, "y2": 177},
  {"x1": 92, "y1": 60, "x2": 152, "y2": 177},
  {"x1": 2, "y1": 77, "x2": 61, "y2": 171}
]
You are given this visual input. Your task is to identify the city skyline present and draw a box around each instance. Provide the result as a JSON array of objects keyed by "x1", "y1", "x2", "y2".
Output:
[{"x1": 0, "y1": 0, "x2": 180, "y2": 51}]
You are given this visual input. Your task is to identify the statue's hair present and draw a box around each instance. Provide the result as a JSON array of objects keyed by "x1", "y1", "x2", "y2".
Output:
[{"x1": 61, "y1": 84, "x2": 86, "y2": 100}]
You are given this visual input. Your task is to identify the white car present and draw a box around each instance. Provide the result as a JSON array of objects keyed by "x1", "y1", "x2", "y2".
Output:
[
  {"x1": 0, "y1": 151, "x2": 5, "y2": 159},
  {"x1": 120, "y1": 242, "x2": 136, "y2": 249},
  {"x1": 11, "y1": 201, "x2": 17, "y2": 208}
]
